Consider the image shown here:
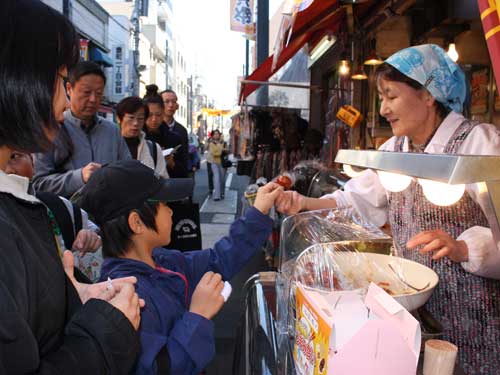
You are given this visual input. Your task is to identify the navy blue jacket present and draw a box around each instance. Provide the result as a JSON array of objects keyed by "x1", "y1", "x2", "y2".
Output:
[{"x1": 100, "y1": 207, "x2": 273, "y2": 375}]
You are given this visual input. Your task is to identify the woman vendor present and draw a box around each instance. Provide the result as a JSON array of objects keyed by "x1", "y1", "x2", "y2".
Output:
[{"x1": 276, "y1": 44, "x2": 500, "y2": 374}]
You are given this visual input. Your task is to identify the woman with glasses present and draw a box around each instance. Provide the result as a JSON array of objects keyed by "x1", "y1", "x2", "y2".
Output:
[
  {"x1": 0, "y1": 0, "x2": 143, "y2": 372},
  {"x1": 116, "y1": 96, "x2": 169, "y2": 178}
]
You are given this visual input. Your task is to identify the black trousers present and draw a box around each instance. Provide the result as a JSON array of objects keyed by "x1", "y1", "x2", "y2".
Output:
[{"x1": 207, "y1": 161, "x2": 214, "y2": 192}]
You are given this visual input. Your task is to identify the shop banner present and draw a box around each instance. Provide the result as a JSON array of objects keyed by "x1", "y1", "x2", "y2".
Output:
[
  {"x1": 271, "y1": 0, "x2": 313, "y2": 71},
  {"x1": 112, "y1": 45, "x2": 125, "y2": 96},
  {"x1": 79, "y1": 39, "x2": 89, "y2": 61},
  {"x1": 230, "y1": 0, "x2": 255, "y2": 35},
  {"x1": 478, "y1": 0, "x2": 500, "y2": 95}
]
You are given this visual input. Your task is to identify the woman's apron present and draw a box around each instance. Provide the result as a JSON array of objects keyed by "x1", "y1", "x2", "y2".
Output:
[{"x1": 388, "y1": 120, "x2": 500, "y2": 374}]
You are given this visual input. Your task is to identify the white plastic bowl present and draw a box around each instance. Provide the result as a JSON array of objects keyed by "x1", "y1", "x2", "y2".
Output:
[{"x1": 332, "y1": 252, "x2": 439, "y2": 311}]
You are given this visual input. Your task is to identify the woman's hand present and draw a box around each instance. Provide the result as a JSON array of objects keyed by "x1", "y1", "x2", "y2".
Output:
[
  {"x1": 189, "y1": 271, "x2": 225, "y2": 320},
  {"x1": 165, "y1": 155, "x2": 175, "y2": 169},
  {"x1": 72, "y1": 229, "x2": 101, "y2": 254},
  {"x1": 62, "y1": 250, "x2": 138, "y2": 303},
  {"x1": 406, "y1": 229, "x2": 469, "y2": 262},
  {"x1": 275, "y1": 190, "x2": 304, "y2": 215},
  {"x1": 108, "y1": 283, "x2": 145, "y2": 330},
  {"x1": 63, "y1": 250, "x2": 145, "y2": 330},
  {"x1": 253, "y1": 182, "x2": 284, "y2": 215}
]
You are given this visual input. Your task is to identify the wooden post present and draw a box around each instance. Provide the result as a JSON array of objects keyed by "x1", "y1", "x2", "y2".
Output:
[{"x1": 423, "y1": 339, "x2": 458, "y2": 375}]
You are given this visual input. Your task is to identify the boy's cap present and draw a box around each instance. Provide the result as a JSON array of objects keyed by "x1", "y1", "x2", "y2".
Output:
[{"x1": 79, "y1": 160, "x2": 193, "y2": 224}]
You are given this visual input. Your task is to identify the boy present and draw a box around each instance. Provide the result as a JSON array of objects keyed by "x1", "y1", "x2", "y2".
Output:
[{"x1": 79, "y1": 160, "x2": 283, "y2": 374}]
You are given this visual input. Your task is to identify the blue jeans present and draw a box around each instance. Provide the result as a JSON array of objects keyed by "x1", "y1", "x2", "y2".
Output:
[{"x1": 210, "y1": 162, "x2": 225, "y2": 200}]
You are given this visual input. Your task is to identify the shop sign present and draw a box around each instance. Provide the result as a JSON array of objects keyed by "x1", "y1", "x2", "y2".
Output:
[
  {"x1": 113, "y1": 45, "x2": 125, "y2": 96},
  {"x1": 470, "y1": 67, "x2": 489, "y2": 115},
  {"x1": 80, "y1": 39, "x2": 89, "y2": 61},
  {"x1": 230, "y1": 0, "x2": 256, "y2": 35}
]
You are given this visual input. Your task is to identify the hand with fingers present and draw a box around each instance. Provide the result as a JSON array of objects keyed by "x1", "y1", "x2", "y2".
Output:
[
  {"x1": 72, "y1": 229, "x2": 101, "y2": 255},
  {"x1": 253, "y1": 182, "x2": 284, "y2": 215},
  {"x1": 63, "y1": 250, "x2": 138, "y2": 303},
  {"x1": 274, "y1": 190, "x2": 304, "y2": 215},
  {"x1": 406, "y1": 229, "x2": 469, "y2": 263},
  {"x1": 189, "y1": 271, "x2": 226, "y2": 320},
  {"x1": 63, "y1": 250, "x2": 145, "y2": 329},
  {"x1": 108, "y1": 283, "x2": 145, "y2": 330},
  {"x1": 82, "y1": 162, "x2": 102, "y2": 183}
]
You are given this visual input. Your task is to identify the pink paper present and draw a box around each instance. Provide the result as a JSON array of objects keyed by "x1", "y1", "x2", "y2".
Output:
[
  {"x1": 365, "y1": 283, "x2": 420, "y2": 362},
  {"x1": 329, "y1": 319, "x2": 417, "y2": 375}
]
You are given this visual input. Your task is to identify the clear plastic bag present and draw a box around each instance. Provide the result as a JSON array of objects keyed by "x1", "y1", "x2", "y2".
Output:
[{"x1": 276, "y1": 208, "x2": 395, "y2": 374}]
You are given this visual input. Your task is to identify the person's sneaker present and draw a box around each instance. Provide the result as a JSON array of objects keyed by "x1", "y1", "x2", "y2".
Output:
[{"x1": 214, "y1": 198, "x2": 221, "y2": 201}]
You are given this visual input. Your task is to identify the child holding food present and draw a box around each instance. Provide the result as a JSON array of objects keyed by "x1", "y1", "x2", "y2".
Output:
[{"x1": 78, "y1": 160, "x2": 283, "y2": 374}]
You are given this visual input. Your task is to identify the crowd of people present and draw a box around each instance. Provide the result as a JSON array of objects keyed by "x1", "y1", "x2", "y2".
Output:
[
  {"x1": 3, "y1": 1, "x2": 500, "y2": 375},
  {"x1": 0, "y1": 1, "x2": 284, "y2": 374}
]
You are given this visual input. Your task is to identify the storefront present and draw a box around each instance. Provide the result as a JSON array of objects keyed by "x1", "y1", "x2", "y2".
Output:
[{"x1": 234, "y1": 1, "x2": 500, "y2": 374}]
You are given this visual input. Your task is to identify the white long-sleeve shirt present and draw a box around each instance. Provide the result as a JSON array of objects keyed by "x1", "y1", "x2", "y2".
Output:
[{"x1": 323, "y1": 111, "x2": 500, "y2": 279}]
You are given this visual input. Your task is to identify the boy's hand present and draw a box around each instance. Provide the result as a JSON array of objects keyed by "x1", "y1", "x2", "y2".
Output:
[
  {"x1": 253, "y1": 182, "x2": 283, "y2": 215},
  {"x1": 189, "y1": 271, "x2": 225, "y2": 320}
]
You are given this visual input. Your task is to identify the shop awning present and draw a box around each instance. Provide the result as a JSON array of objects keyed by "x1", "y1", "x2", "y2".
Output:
[
  {"x1": 90, "y1": 48, "x2": 114, "y2": 68},
  {"x1": 239, "y1": 0, "x2": 345, "y2": 103}
]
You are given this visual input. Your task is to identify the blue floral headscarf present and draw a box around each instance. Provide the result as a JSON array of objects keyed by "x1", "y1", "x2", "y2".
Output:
[{"x1": 385, "y1": 44, "x2": 466, "y2": 113}]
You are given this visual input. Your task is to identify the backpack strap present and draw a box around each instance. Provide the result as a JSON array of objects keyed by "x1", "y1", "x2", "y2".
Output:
[
  {"x1": 72, "y1": 200, "x2": 83, "y2": 235},
  {"x1": 36, "y1": 192, "x2": 79, "y2": 250},
  {"x1": 147, "y1": 140, "x2": 158, "y2": 168}
]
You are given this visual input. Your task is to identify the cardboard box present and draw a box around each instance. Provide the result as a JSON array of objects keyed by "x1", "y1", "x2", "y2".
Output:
[{"x1": 294, "y1": 283, "x2": 420, "y2": 375}]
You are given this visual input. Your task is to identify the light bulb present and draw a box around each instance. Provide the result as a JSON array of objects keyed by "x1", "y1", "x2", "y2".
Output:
[
  {"x1": 418, "y1": 178, "x2": 465, "y2": 206},
  {"x1": 339, "y1": 60, "x2": 350, "y2": 76},
  {"x1": 343, "y1": 164, "x2": 364, "y2": 178},
  {"x1": 377, "y1": 170, "x2": 412, "y2": 192},
  {"x1": 447, "y1": 43, "x2": 459, "y2": 62}
]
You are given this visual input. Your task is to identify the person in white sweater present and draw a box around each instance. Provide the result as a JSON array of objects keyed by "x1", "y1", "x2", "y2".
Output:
[
  {"x1": 276, "y1": 44, "x2": 500, "y2": 374},
  {"x1": 116, "y1": 97, "x2": 169, "y2": 178}
]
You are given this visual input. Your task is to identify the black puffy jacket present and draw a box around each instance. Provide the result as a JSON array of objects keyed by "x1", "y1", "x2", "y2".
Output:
[{"x1": 0, "y1": 191, "x2": 140, "y2": 374}]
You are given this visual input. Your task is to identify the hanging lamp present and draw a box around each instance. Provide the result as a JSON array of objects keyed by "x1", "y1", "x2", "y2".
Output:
[
  {"x1": 364, "y1": 49, "x2": 383, "y2": 65},
  {"x1": 351, "y1": 63, "x2": 368, "y2": 80}
]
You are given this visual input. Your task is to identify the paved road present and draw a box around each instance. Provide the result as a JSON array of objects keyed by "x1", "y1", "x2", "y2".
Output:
[{"x1": 193, "y1": 161, "x2": 269, "y2": 374}]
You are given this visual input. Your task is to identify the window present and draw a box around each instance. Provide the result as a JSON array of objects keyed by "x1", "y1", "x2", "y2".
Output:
[{"x1": 115, "y1": 47, "x2": 122, "y2": 61}]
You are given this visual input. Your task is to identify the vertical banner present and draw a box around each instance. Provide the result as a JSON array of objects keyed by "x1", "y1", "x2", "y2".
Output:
[
  {"x1": 230, "y1": 0, "x2": 255, "y2": 35},
  {"x1": 478, "y1": 0, "x2": 500, "y2": 94},
  {"x1": 113, "y1": 45, "x2": 124, "y2": 96},
  {"x1": 79, "y1": 39, "x2": 89, "y2": 61}
]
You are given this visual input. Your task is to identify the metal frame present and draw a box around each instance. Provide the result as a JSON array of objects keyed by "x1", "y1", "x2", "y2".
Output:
[{"x1": 335, "y1": 149, "x2": 500, "y2": 246}]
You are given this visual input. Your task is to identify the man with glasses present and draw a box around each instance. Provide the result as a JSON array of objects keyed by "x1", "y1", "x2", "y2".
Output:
[
  {"x1": 161, "y1": 89, "x2": 189, "y2": 177},
  {"x1": 33, "y1": 61, "x2": 131, "y2": 198}
]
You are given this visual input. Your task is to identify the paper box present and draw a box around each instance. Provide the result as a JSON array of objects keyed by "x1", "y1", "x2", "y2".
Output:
[{"x1": 293, "y1": 283, "x2": 420, "y2": 375}]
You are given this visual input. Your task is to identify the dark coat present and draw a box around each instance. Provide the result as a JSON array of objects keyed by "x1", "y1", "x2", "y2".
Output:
[
  {"x1": 145, "y1": 124, "x2": 188, "y2": 178},
  {"x1": 0, "y1": 191, "x2": 140, "y2": 374}
]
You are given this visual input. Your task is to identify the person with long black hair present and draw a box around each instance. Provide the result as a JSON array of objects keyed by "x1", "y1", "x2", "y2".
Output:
[{"x1": 0, "y1": 1, "x2": 143, "y2": 372}]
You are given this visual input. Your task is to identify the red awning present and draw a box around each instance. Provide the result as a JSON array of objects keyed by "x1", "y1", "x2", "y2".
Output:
[{"x1": 239, "y1": 0, "x2": 345, "y2": 103}]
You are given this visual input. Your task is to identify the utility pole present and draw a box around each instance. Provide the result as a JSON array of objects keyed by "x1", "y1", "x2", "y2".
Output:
[
  {"x1": 256, "y1": 0, "x2": 269, "y2": 105},
  {"x1": 165, "y1": 39, "x2": 169, "y2": 90},
  {"x1": 245, "y1": 38, "x2": 250, "y2": 77},
  {"x1": 187, "y1": 75, "x2": 193, "y2": 132},
  {"x1": 63, "y1": 0, "x2": 71, "y2": 18},
  {"x1": 132, "y1": 0, "x2": 142, "y2": 96}
]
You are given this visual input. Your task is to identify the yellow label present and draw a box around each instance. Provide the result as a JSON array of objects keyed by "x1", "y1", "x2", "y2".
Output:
[{"x1": 294, "y1": 287, "x2": 333, "y2": 375}]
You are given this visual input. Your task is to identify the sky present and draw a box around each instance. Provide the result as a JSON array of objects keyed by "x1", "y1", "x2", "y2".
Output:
[{"x1": 174, "y1": 0, "x2": 282, "y2": 109}]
